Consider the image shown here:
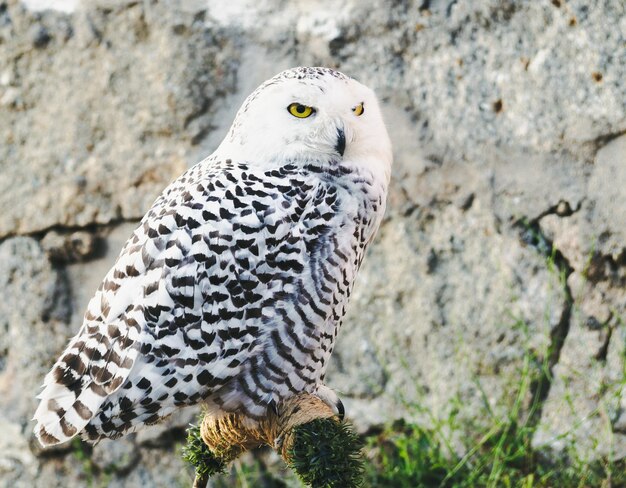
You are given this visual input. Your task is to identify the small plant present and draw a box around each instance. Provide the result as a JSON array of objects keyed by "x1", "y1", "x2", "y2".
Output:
[
  {"x1": 71, "y1": 437, "x2": 97, "y2": 486},
  {"x1": 181, "y1": 422, "x2": 228, "y2": 482},
  {"x1": 70, "y1": 438, "x2": 120, "y2": 488}
]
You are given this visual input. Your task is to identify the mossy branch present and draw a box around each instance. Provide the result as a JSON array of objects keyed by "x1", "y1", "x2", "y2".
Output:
[{"x1": 182, "y1": 394, "x2": 363, "y2": 487}]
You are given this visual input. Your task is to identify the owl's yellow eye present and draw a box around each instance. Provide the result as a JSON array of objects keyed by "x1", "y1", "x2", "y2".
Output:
[
  {"x1": 352, "y1": 103, "x2": 364, "y2": 116},
  {"x1": 288, "y1": 103, "x2": 315, "y2": 118}
]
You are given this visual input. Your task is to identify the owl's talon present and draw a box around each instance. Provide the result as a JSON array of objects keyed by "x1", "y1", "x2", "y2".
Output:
[
  {"x1": 269, "y1": 399, "x2": 280, "y2": 417},
  {"x1": 335, "y1": 398, "x2": 345, "y2": 421},
  {"x1": 314, "y1": 385, "x2": 345, "y2": 420}
]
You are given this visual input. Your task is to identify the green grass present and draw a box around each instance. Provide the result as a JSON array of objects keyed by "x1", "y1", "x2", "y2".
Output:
[
  {"x1": 362, "y1": 418, "x2": 626, "y2": 487},
  {"x1": 362, "y1": 343, "x2": 625, "y2": 488}
]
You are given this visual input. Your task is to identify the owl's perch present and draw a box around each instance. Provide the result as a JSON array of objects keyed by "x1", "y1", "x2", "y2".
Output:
[{"x1": 184, "y1": 393, "x2": 363, "y2": 487}]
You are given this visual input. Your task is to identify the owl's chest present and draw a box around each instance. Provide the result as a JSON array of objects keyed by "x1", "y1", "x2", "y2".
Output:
[
  {"x1": 273, "y1": 172, "x2": 381, "y2": 310},
  {"x1": 271, "y1": 170, "x2": 381, "y2": 250}
]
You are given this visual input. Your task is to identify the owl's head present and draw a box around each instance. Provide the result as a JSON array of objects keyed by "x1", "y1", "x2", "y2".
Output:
[{"x1": 217, "y1": 67, "x2": 392, "y2": 183}]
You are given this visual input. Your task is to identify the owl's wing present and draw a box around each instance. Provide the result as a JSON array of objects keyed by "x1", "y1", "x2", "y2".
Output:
[
  {"x1": 33, "y1": 233, "x2": 155, "y2": 445},
  {"x1": 33, "y1": 160, "x2": 337, "y2": 445}
]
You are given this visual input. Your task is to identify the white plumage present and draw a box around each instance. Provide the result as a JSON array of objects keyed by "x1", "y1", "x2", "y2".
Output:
[{"x1": 33, "y1": 67, "x2": 392, "y2": 446}]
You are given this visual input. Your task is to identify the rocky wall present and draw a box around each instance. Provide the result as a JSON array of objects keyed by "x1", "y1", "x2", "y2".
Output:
[{"x1": 0, "y1": 0, "x2": 624, "y2": 486}]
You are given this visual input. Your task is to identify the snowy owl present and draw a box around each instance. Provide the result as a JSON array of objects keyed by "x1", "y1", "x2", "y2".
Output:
[{"x1": 33, "y1": 67, "x2": 393, "y2": 446}]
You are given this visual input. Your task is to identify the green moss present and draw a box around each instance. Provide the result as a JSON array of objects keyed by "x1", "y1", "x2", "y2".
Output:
[{"x1": 286, "y1": 418, "x2": 364, "y2": 488}]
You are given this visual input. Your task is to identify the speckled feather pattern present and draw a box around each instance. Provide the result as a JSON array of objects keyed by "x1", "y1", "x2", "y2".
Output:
[{"x1": 33, "y1": 66, "x2": 391, "y2": 445}]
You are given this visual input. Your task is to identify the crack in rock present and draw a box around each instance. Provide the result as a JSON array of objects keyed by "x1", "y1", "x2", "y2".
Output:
[
  {"x1": 0, "y1": 218, "x2": 141, "y2": 248},
  {"x1": 515, "y1": 212, "x2": 575, "y2": 427}
]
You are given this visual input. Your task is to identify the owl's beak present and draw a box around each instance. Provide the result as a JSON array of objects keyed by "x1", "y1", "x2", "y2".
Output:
[{"x1": 335, "y1": 127, "x2": 346, "y2": 157}]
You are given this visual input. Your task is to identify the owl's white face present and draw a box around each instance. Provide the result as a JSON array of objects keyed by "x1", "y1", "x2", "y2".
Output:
[{"x1": 216, "y1": 67, "x2": 392, "y2": 183}]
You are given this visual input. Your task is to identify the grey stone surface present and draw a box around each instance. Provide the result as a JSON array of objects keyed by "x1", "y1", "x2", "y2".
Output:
[
  {"x1": 587, "y1": 135, "x2": 626, "y2": 259},
  {"x1": 0, "y1": 237, "x2": 72, "y2": 425},
  {"x1": 531, "y1": 134, "x2": 626, "y2": 460},
  {"x1": 0, "y1": 237, "x2": 73, "y2": 485},
  {"x1": 331, "y1": 187, "x2": 566, "y2": 432},
  {"x1": 0, "y1": 0, "x2": 624, "y2": 485},
  {"x1": 0, "y1": 0, "x2": 238, "y2": 238}
]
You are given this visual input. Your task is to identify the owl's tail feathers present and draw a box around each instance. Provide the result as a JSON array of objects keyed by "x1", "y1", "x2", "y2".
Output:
[{"x1": 33, "y1": 360, "x2": 107, "y2": 447}]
